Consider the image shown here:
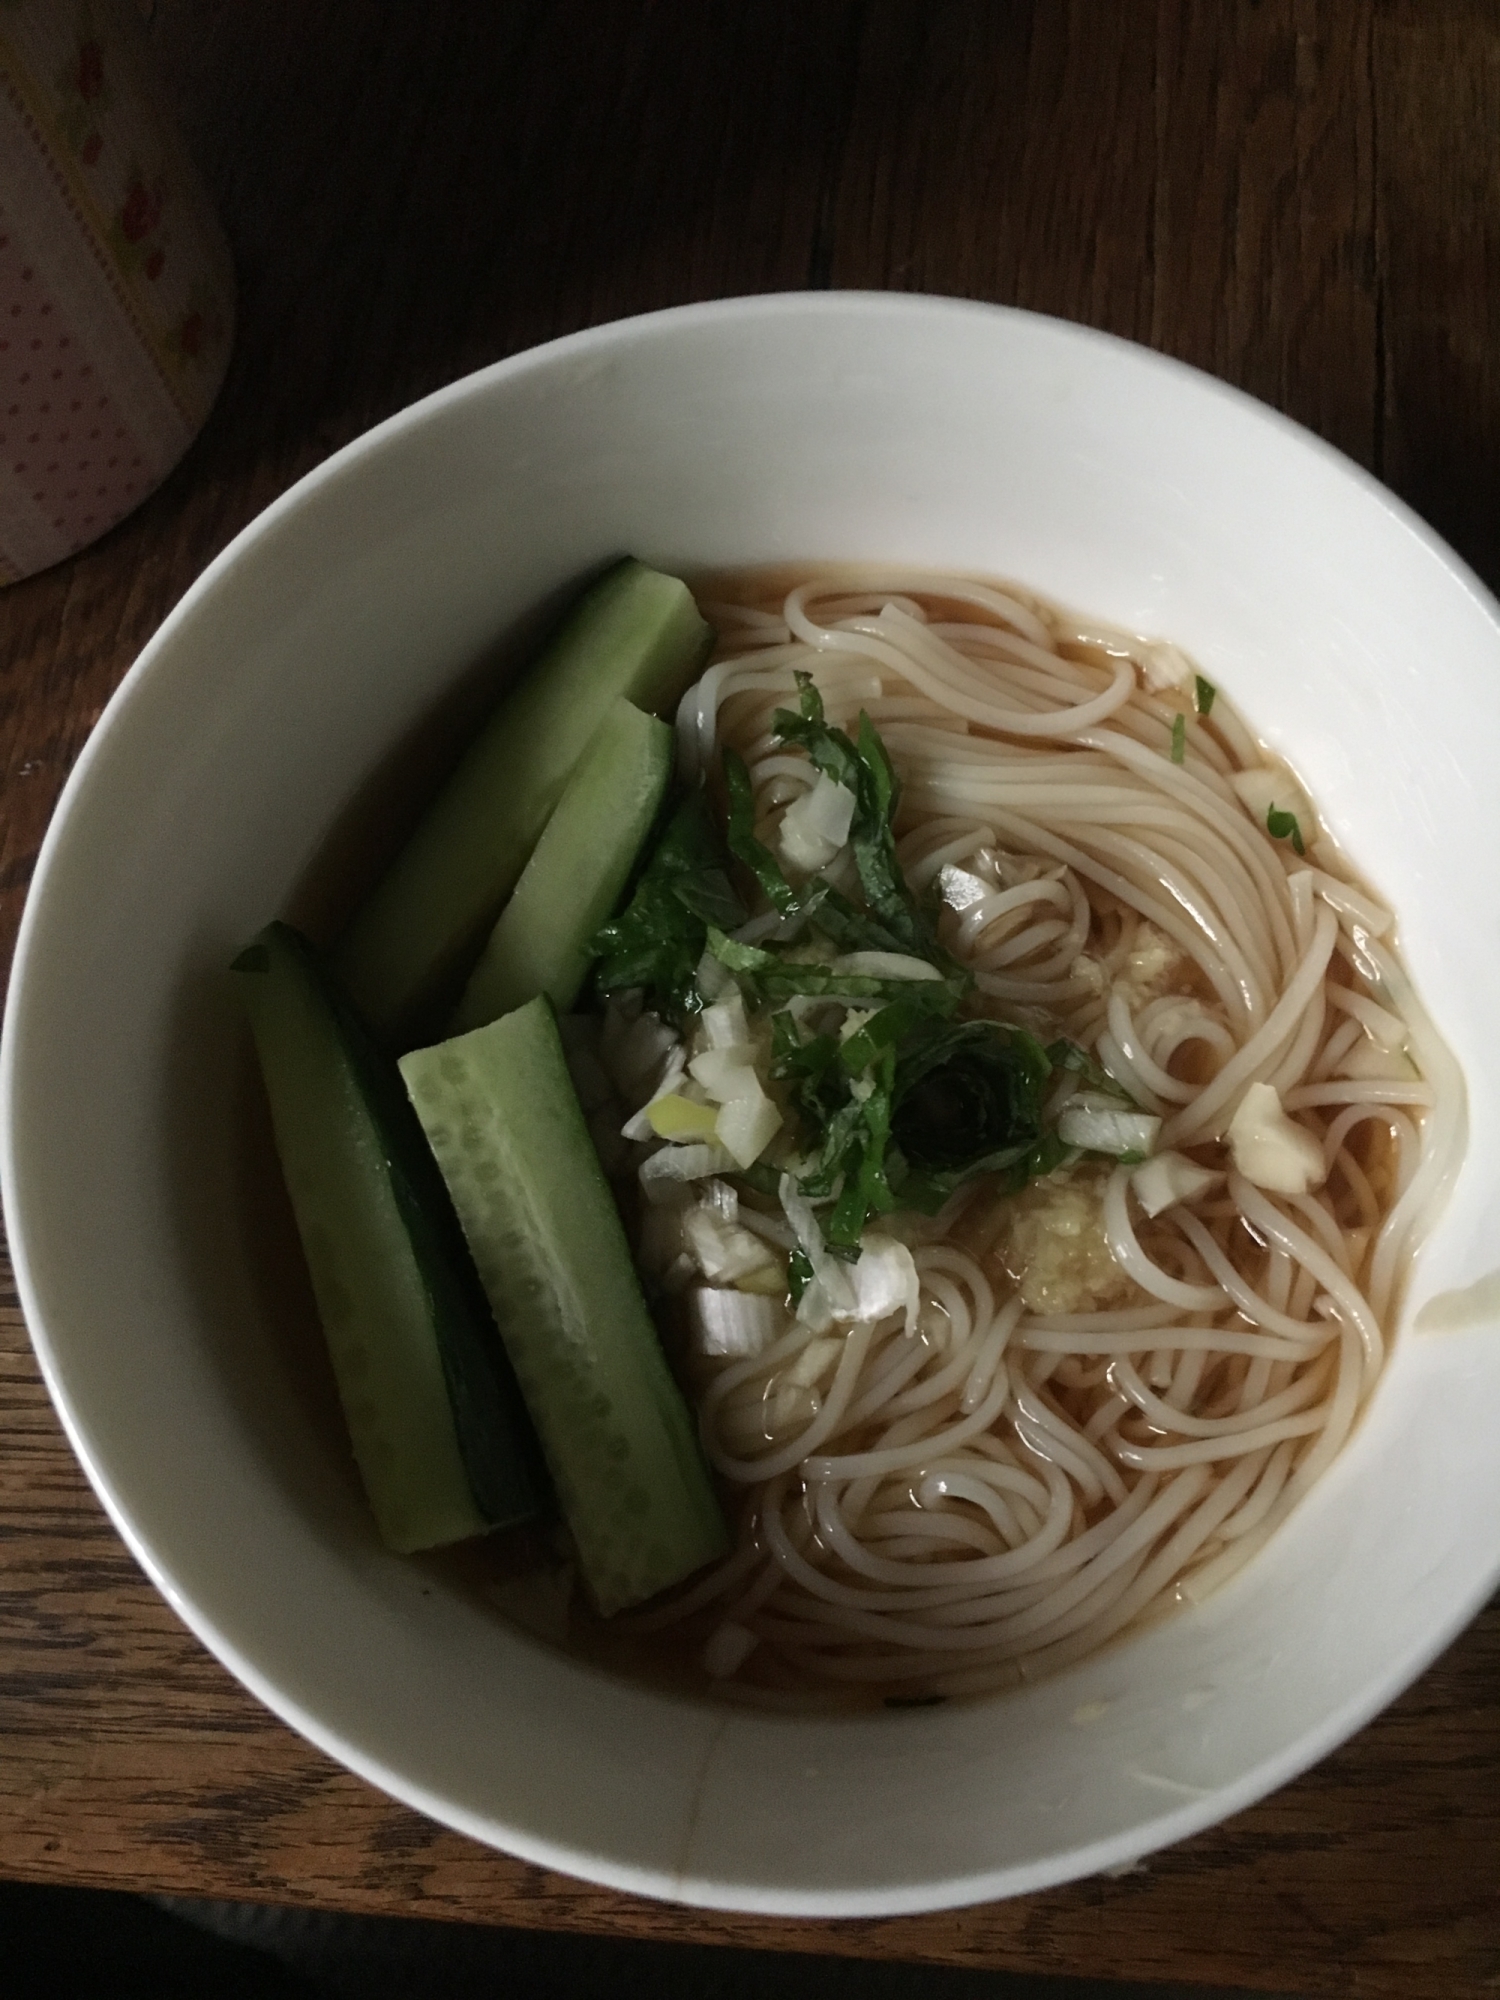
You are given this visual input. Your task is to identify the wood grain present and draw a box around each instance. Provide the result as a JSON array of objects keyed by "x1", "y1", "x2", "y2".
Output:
[
  {"x1": 3, "y1": 3, "x2": 1499, "y2": 1994},
  {"x1": 1374, "y1": 1, "x2": 1500, "y2": 588}
]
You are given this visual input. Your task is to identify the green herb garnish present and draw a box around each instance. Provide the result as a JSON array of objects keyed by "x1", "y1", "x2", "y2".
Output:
[
  {"x1": 706, "y1": 927, "x2": 962, "y2": 1011},
  {"x1": 723, "y1": 747, "x2": 796, "y2": 914},
  {"x1": 772, "y1": 677, "x2": 941, "y2": 962},
  {"x1": 1266, "y1": 804, "x2": 1306, "y2": 857},
  {"x1": 1170, "y1": 712, "x2": 1186, "y2": 764},
  {"x1": 591, "y1": 791, "x2": 745, "y2": 1018},
  {"x1": 786, "y1": 1245, "x2": 815, "y2": 1305},
  {"x1": 1194, "y1": 675, "x2": 1216, "y2": 716},
  {"x1": 597, "y1": 682, "x2": 1126, "y2": 1259},
  {"x1": 768, "y1": 1003, "x2": 1071, "y2": 1241},
  {"x1": 889, "y1": 1017, "x2": 1067, "y2": 1213}
]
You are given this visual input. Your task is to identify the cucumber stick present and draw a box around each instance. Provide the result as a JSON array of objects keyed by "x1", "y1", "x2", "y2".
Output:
[
  {"x1": 450, "y1": 699, "x2": 672, "y2": 1031},
  {"x1": 400, "y1": 1000, "x2": 728, "y2": 1614},
  {"x1": 336, "y1": 560, "x2": 711, "y2": 1044},
  {"x1": 233, "y1": 923, "x2": 544, "y2": 1553}
]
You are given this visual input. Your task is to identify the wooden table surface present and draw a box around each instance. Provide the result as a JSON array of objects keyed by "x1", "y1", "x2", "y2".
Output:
[{"x1": 3, "y1": 3, "x2": 1498, "y2": 1994}]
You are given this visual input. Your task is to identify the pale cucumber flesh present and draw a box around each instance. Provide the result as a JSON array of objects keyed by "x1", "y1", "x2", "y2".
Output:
[
  {"x1": 335, "y1": 560, "x2": 711, "y2": 1045},
  {"x1": 450, "y1": 699, "x2": 672, "y2": 1031},
  {"x1": 400, "y1": 999, "x2": 728, "y2": 1614},
  {"x1": 234, "y1": 923, "x2": 544, "y2": 1552}
]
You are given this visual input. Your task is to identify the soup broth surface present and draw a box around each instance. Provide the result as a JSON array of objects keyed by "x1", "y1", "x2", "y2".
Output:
[
  {"x1": 433, "y1": 565, "x2": 1463, "y2": 1711},
  {"x1": 256, "y1": 563, "x2": 1462, "y2": 1714}
]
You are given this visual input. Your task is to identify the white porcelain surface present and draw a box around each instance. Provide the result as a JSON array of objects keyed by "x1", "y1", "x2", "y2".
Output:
[{"x1": 5, "y1": 293, "x2": 1500, "y2": 1914}]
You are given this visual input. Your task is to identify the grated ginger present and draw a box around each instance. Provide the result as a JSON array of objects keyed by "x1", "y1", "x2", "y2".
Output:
[
  {"x1": 997, "y1": 1166, "x2": 1136, "y2": 1314},
  {"x1": 1116, "y1": 923, "x2": 1183, "y2": 1006}
]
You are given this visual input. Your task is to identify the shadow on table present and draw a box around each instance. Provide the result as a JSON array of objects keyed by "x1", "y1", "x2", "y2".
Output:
[{"x1": 2, "y1": 1877, "x2": 1314, "y2": 2000}]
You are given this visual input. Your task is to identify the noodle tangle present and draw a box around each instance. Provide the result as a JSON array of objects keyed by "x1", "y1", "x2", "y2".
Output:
[{"x1": 640, "y1": 569, "x2": 1464, "y2": 1706}]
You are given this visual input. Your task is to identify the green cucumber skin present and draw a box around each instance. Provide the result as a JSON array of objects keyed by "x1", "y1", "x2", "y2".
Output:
[
  {"x1": 335, "y1": 560, "x2": 711, "y2": 1045},
  {"x1": 450, "y1": 699, "x2": 672, "y2": 1031},
  {"x1": 234, "y1": 923, "x2": 545, "y2": 1552},
  {"x1": 401, "y1": 999, "x2": 728, "y2": 1615}
]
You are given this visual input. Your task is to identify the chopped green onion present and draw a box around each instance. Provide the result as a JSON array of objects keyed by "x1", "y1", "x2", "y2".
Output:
[
  {"x1": 1055, "y1": 1097, "x2": 1161, "y2": 1158},
  {"x1": 1266, "y1": 805, "x2": 1306, "y2": 857},
  {"x1": 1170, "y1": 713, "x2": 1186, "y2": 764},
  {"x1": 1195, "y1": 675, "x2": 1217, "y2": 716}
]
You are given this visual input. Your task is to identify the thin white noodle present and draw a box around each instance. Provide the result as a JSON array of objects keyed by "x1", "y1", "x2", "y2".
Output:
[
  {"x1": 1101, "y1": 1167, "x2": 1225, "y2": 1310},
  {"x1": 615, "y1": 567, "x2": 1459, "y2": 1706}
]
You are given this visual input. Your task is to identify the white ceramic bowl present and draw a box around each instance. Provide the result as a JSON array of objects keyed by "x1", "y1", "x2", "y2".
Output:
[{"x1": 6, "y1": 294, "x2": 1500, "y2": 1915}]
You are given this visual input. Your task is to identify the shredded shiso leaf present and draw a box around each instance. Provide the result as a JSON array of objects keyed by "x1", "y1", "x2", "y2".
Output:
[{"x1": 590, "y1": 678, "x2": 1155, "y2": 1286}]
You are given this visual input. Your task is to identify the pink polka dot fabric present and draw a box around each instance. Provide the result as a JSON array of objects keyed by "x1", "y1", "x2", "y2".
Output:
[
  {"x1": 0, "y1": 0, "x2": 234, "y2": 585},
  {"x1": 0, "y1": 228, "x2": 151, "y2": 566}
]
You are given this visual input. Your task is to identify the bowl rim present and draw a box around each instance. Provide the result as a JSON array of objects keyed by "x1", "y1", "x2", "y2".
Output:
[{"x1": 6, "y1": 287, "x2": 1500, "y2": 1916}]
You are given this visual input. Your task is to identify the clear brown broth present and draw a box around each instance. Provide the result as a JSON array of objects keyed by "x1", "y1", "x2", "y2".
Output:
[{"x1": 240, "y1": 563, "x2": 1431, "y2": 1714}]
